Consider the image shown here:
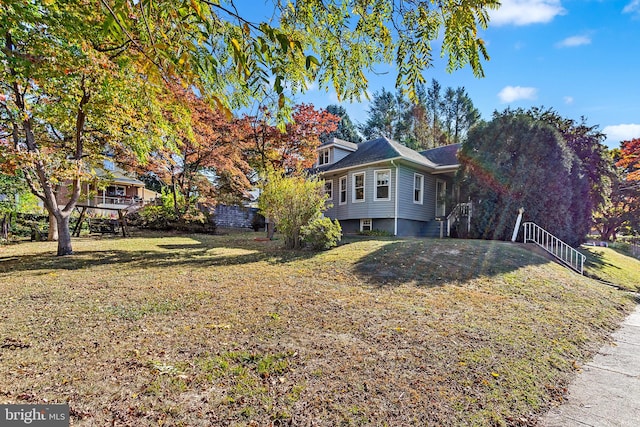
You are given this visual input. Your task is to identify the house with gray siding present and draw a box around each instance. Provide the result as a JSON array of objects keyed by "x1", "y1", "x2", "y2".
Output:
[{"x1": 314, "y1": 137, "x2": 463, "y2": 237}]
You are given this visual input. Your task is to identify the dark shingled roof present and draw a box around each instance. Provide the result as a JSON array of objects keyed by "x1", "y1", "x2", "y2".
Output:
[
  {"x1": 420, "y1": 143, "x2": 461, "y2": 167},
  {"x1": 322, "y1": 137, "x2": 437, "y2": 172}
]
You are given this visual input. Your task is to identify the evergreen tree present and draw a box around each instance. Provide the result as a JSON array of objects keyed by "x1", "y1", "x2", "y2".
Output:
[
  {"x1": 321, "y1": 105, "x2": 362, "y2": 143},
  {"x1": 359, "y1": 88, "x2": 402, "y2": 141},
  {"x1": 360, "y1": 82, "x2": 480, "y2": 148},
  {"x1": 398, "y1": 84, "x2": 432, "y2": 150},
  {"x1": 447, "y1": 87, "x2": 481, "y2": 144},
  {"x1": 425, "y1": 79, "x2": 445, "y2": 147},
  {"x1": 458, "y1": 109, "x2": 592, "y2": 246}
]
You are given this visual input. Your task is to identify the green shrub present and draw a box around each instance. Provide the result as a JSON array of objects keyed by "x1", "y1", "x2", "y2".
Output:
[
  {"x1": 138, "y1": 205, "x2": 177, "y2": 230},
  {"x1": 258, "y1": 169, "x2": 330, "y2": 249},
  {"x1": 132, "y1": 204, "x2": 215, "y2": 233},
  {"x1": 301, "y1": 216, "x2": 342, "y2": 250}
]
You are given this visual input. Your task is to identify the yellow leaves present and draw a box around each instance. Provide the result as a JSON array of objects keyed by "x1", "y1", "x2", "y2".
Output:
[
  {"x1": 190, "y1": 0, "x2": 205, "y2": 21},
  {"x1": 491, "y1": 372, "x2": 499, "y2": 378},
  {"x1": 230, "y1": 38, "x2": 241, "y2": 54}
]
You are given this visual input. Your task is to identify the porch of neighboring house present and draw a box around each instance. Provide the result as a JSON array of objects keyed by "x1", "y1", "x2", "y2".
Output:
[
  {"x1": 85, "y1": 169, "x2": 160, "y2": 212},
  {"x1": 71, "y1": 169, "x2": 161, "y2": 237}
]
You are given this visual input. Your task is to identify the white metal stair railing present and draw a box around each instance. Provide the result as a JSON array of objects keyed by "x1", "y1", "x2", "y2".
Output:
[
  {"x1": 522, "y1": 222, "x2": 586, "y2": 274},
  {"x1": 446, "y1": 202, "x2": 472, "y2": 237}
]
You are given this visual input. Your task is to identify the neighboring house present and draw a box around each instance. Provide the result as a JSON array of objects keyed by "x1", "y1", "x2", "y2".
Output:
[
  {"x1": 57, "y1": 161, "x2": 160, "y2": 214},
  {"x1": 90, "y1": 164, "x2": 159, "y2": 209},
  {"x1": 314, "y1": 137, "x2": 467, "y2": 237}
]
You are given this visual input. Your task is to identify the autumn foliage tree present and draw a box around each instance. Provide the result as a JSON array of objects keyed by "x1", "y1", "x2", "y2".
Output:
[
  {"x1": 102, "y1": 0, "x2": 499, "y2": 119},
  {"x1": 594, "y1": 139, "x2": 640, "y2": 240},
  {"x1": 615, "y1": 139, "x2": 640, "y2": 235},
  {"x1": 617, "y1": 138, "x2": 640, "y2": 182},
  {"x1": 0, "y1": 0, "x2": 171, "y2": 255},
  {"x1": 121, "y1": 84, "x2": 253, "y2": 218},
  {"x1": 242, "y1": 104, "x2": 339, "y2": 174},
  {"x1": 258, "y1": 168, "x2": 332, "y2": 249}
]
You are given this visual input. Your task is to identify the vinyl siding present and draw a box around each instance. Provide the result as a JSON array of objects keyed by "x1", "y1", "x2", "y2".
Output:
[
  {"x1": 333, "y1": 147, "x2": 353, "y2": 163},
  {"x1": 322, "y1": 165, "x2": 395, "y2": 220},
  {"x1": 396, "y1": 165, "x2": 432, "y2": 222},
  {"x1": 322, "y1": 163, "x2": 456, "y2": 233}
]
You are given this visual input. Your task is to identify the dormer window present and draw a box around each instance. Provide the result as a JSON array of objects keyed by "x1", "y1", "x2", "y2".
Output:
[{"x1": 318, "y1": 149, "x2": 330, "y2": 166}]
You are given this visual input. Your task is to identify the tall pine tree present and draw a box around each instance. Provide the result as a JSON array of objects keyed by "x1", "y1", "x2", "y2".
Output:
[{"x1": 321, "y1": 105, "x2": 362, "y2": 143}]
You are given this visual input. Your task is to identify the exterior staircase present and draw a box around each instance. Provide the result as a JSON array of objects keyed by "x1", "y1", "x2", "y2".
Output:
[
  {"x1": 421, "y1": 203, "x2": 472, "y2": 238},
  {"x1": 522, "y1": 222, "x2": 586, "y2": 274}
]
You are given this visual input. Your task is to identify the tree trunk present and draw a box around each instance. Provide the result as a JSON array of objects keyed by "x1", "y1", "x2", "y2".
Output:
[
  {"x1": 0, "y1": 213, "x2": 8, "y2": 240},
  {"x1": 56, "y1": 214, "x2": 73, "y2": 256},
  {"x1": 48, "y1": 212, "x2": 59, "y2": 241},
  {"x1": 266, "y1": 220, "x2": 275, "y2": 240}
]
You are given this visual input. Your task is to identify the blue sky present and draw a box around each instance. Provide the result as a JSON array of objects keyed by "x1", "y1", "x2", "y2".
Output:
[{"x1": 237, "y1": 1, "x2": 640, "y2": 149}]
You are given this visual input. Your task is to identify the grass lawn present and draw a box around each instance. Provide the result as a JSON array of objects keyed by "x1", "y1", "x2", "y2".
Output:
[
  {"x1": 581, "y1": 245, "x2": 640, "y2": 292},
  {"x1": 0, "y1": 231, "x2": 637, "y2": 426}
]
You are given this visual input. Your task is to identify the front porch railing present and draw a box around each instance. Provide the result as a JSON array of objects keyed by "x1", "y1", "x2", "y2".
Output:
[
  {"x1": 91, "y1": 195, "x2": 143, "y2": 207},
  {"x1": 523, "y1": 222, "x2": 585, "y2": 274},
  {"x1": 446, "y1": 202, "x2": 472, "y2": 237}
]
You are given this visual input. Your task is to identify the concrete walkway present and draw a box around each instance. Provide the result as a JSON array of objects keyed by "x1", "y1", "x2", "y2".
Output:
[{"x1": 540, "y1": 304, "x2": 640, "y2": 426}]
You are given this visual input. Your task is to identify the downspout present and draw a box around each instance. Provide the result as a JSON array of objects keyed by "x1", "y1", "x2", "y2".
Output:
[{"x1": 391, "y1": 160, "x2": 398, "y2": 236}]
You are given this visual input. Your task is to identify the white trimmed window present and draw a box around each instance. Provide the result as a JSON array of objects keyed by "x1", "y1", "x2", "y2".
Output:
[
  {"x1": 324, "y1": 180, "x2": 333, "y2": 200},
  {"x1": 374, "y1": 169, "x2": 391, "y2": 201},
  {"x1": 318, "y1": 149, "x2": 330, "y2": 165},
  {"x1": 360, "y1": 219, "x2": 372, "y2": 232},
  {"x1": 352, "y1": 171, "x2": 365, "y2": 202},
  {"x1": 414, "y1": 173, "x2": 424, "y2": 204},
  {"x1": 339, "y1": 176, "x2": 347, "y2": 205}
]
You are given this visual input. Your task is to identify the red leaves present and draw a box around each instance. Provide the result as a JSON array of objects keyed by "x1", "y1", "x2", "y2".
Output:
[
  {"x1": 617, "y1": 138, "x2": 640, "y2": 182},
  {"x1": 121, "y1": 83, "x2": 253, "y2": 206},
  {"x1": 241, "y1": 103, "x2": 339, "y2": 173}
]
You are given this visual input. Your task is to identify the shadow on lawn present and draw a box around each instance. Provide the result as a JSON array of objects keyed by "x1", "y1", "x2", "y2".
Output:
[
  {"x1": 582, "y1": 247, "x2": 620, "y2": 273},
  {"x1": 0, "y1": 234, "x2": 318, "y2": 274},
  {"x1": 1, "y1": 234, "x2": 554, "y2": 286},
  {"x1": 353, "y1": 239, "x2": 552, "y2": 287}
]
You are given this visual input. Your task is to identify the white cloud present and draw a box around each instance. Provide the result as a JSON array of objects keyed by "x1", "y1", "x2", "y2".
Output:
[
  {"x1": 490, "y1": 0, "x2": 566, "y2": 26},
  {"x1": 623, "y1": 0, "x2": 640, "y2": 15},
  {"x1": 563, "y1": 96, "x2": 574, "y2": 105},
  {"x1": 556, "y1": 35, "x2": 592, "y2": 48},
  {"x1": 603, "y1": 124, "x2": 640, "y2": 144},
  {"x1": 498, "y1": 86, "x2": 538, "y2": 103}
]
